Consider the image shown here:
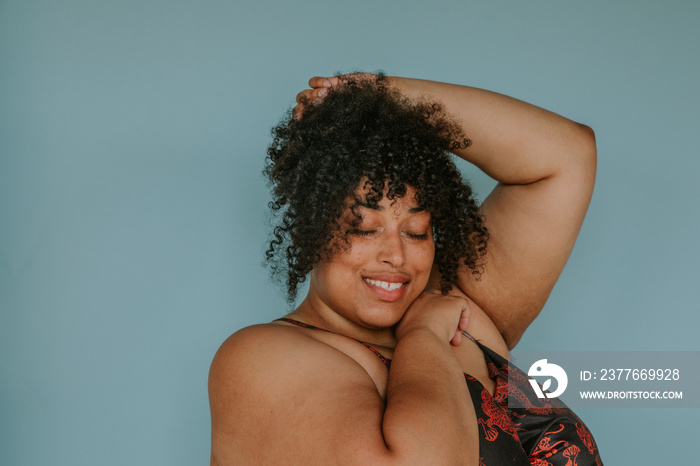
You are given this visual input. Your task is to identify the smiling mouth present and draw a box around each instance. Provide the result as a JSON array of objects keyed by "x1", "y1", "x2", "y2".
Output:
[{"x1": 363, "y1": 278, "x2": 406, "y2": 291}]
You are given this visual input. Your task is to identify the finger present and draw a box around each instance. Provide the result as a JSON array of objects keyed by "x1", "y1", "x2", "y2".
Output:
[
  {"x1": 308, "y1": 76, "x2": 339, "y2": 89},
  {"x1": 296, "y1": 87, "x2": 330, "y2": 105},
  {"x1": 450, "y1": 330, "x2": 462, "y2": 347},
  {"x1": 457, "y1": 301, "x2": 471, "y2": 332},
  {"x1": 314, "y1": 87, "x2": 328, "y2": 100},
  {"x1": 296, "y1": 89, "x2": 314, "y2": 104},
  {"x1": 458, "y1": 307, "x2": 470, "y2": 332}
]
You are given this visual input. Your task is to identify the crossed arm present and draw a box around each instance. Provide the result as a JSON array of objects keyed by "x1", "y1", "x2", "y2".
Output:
[{"x1": 210, "y1": 295, "x2": 479, "y2": 465}]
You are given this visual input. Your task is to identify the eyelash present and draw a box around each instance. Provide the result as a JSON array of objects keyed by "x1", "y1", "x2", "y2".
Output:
[
  {"x1": 351, "y1": 229, "x2": 429, "y2": 240},
  {"x1": 351, "y1": 229, "x2": 375, "y2": 237}
]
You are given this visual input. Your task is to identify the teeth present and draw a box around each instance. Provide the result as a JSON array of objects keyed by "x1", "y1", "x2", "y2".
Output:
[{"x1": 364, "y1": 278, "x2": 404, "y2": 291}]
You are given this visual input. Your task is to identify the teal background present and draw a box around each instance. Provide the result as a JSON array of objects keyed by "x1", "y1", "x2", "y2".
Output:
[{"x1": 1, "y1": 0, "x2": 698, "y2": 464}]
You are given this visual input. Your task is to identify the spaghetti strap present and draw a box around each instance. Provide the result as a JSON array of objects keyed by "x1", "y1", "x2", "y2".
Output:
[
  {"x1": 461, "y1": 330, "x2": 477, "y2": 343},
  {"x1": 274, "y1": 317, "x2": 391, "y2": 368}
]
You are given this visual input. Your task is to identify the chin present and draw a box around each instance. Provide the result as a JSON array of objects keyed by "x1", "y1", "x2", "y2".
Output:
[{"x1": 357, "y1": 302, "x2": 409, "y2": 329}]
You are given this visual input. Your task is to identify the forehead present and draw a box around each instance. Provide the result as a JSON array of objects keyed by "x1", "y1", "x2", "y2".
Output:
[
  {"x1": 356, "y1": 198, "x2": 424, "y2": 215},
  {"x1": 351, "y1": 183, "x2": 425, "y2": 217},
  {"x1": 355, "y1": 178, "x2": 418, "y2": 199}
]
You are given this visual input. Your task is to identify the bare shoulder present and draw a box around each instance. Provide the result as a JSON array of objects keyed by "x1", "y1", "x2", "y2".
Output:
[
  {"x1": 209, "y1": 322, "x2": 314, "y2": 375},
  {"x1": 209, "y1": 322, "x2": 381, "y2": 409},
  {"x1": 209, "y1": 322, "x2": 383, "y2": 384},
  {"x1": 209, "y1": 323, "x2": 388, "y2": 465}
]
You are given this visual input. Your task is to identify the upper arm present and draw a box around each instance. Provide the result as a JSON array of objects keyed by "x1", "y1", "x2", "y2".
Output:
[
  {"x1": 208, "y1": 325, "x2": 393, "y2": 465},
  {"x1": 458, "y1": 125, "x2": 597, "y2": 348}
]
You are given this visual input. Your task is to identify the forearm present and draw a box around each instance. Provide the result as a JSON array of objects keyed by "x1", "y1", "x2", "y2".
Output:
[
  {"x1": 382, "y1": 329, "x2": 477, "y2": 464},
  {"x1": 388, "y1": 76, "x2": 595, "y2": 184}
]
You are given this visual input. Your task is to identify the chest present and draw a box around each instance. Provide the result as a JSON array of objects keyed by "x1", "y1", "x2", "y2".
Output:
[{"x1": 347, "y1": 336, "x2": 497, "y2": 399}]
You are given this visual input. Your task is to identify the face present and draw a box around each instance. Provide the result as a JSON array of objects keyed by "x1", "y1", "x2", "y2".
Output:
[{"x1": 303, "y1": 185, "x2": 435, "y2": 337}]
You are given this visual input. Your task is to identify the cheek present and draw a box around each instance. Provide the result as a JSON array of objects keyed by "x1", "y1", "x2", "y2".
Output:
[
  {"x1": 326, "y1": 244, "x2": 373, "y2": 278},
  {"x1": 412, "y1": 241, "x2": 436, "y2": 271},
  {"x1": 339, "y1": 239, "x2": 375, "y2": 265}
]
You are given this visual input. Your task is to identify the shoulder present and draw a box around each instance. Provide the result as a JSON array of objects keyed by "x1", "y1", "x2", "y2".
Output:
[
  {"x1": 210, "y1": 322, "x2": 306, "y2": 368},
  {"x1": 208, "y1": 323, "x2": 386, "y2": 464},
  {"x1": 209, "y1": 322, "x2": 379, "y2": 378},
  {"x1": 209, "y1": 322, "x2": 378, "y2": 401},
  {"x1": 209, "y1": 324, "x2": 297, "y2": 389}
]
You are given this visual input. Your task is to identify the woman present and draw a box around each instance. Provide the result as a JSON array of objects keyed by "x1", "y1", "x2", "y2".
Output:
[{"x1": 209, "y1": 73, "x2": 602, "y2": 464}]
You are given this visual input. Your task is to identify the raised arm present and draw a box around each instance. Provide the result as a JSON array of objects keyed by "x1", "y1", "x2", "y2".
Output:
[
  {"x1": 389, "y1": 77, "x2": 596, "y2": 348},
  {"x1": 301, "y1": 74, "x2": 595, "y2": 348}
]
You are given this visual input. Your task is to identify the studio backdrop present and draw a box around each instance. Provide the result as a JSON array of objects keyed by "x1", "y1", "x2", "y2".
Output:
[{"x1": 1, "y1": 1, "x2": 698, "y2": 464}]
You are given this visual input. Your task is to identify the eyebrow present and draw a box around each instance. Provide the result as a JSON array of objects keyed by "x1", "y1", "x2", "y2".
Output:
[{"x1": 356, "y1": 202, "x2": 425, "y2": 214}]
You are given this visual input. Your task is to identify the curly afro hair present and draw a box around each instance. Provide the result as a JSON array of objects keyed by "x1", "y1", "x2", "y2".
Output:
[{"x1": 264, "y1": 73, "x2": 488, "y2": 301}]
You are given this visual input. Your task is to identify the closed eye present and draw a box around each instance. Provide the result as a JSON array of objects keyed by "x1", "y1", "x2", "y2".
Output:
[
  {"x1": 351, "y1": 229, "x2": 376, "y2": 237},
  {"x1": 351, "y1": 229, "x2": 429, "y2": 240}
]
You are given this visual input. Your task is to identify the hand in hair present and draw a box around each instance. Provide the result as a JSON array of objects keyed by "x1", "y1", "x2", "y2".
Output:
[{"x1": 293, "y1": 73, "x2": 375, "y2": 119}]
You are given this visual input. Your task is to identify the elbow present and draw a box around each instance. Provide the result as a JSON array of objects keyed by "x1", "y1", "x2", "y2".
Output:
[
  {"x1": 578, "y1": 123, "x2": 595, "y2": 139},
  {"x1": 576, "y1": 123, "x2": 597, "y2": 162},
  {"x1": 548, "y1": 122, "x2": 596, "y2": 200},
  {"x1": 572, "y1": 123, "x2": 597, "y2": 185}
]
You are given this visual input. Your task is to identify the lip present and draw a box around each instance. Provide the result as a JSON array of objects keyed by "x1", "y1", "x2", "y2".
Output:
[
  {"x1": 362, "y1": 273, "x2": 410, "y2": 302},
  {"x1": 363, "y1": 272, "x2": 410, "y2": 283}
]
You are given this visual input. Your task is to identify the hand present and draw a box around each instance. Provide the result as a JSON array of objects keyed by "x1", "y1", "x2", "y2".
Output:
[
  {"x1": 292, "y1": 76, "x2": 336, "y2": 120},
  {"x1": 292, "y1": 73, "x2": 377, "y2": 120},
  {"x1": 395, "y1": 290, "x2": 471, "y2": 346}
]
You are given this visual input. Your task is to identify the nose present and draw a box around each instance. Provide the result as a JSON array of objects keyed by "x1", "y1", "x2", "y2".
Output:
[{"x1": 377, "y1": 229, "x2": 406, "y2": 267}]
